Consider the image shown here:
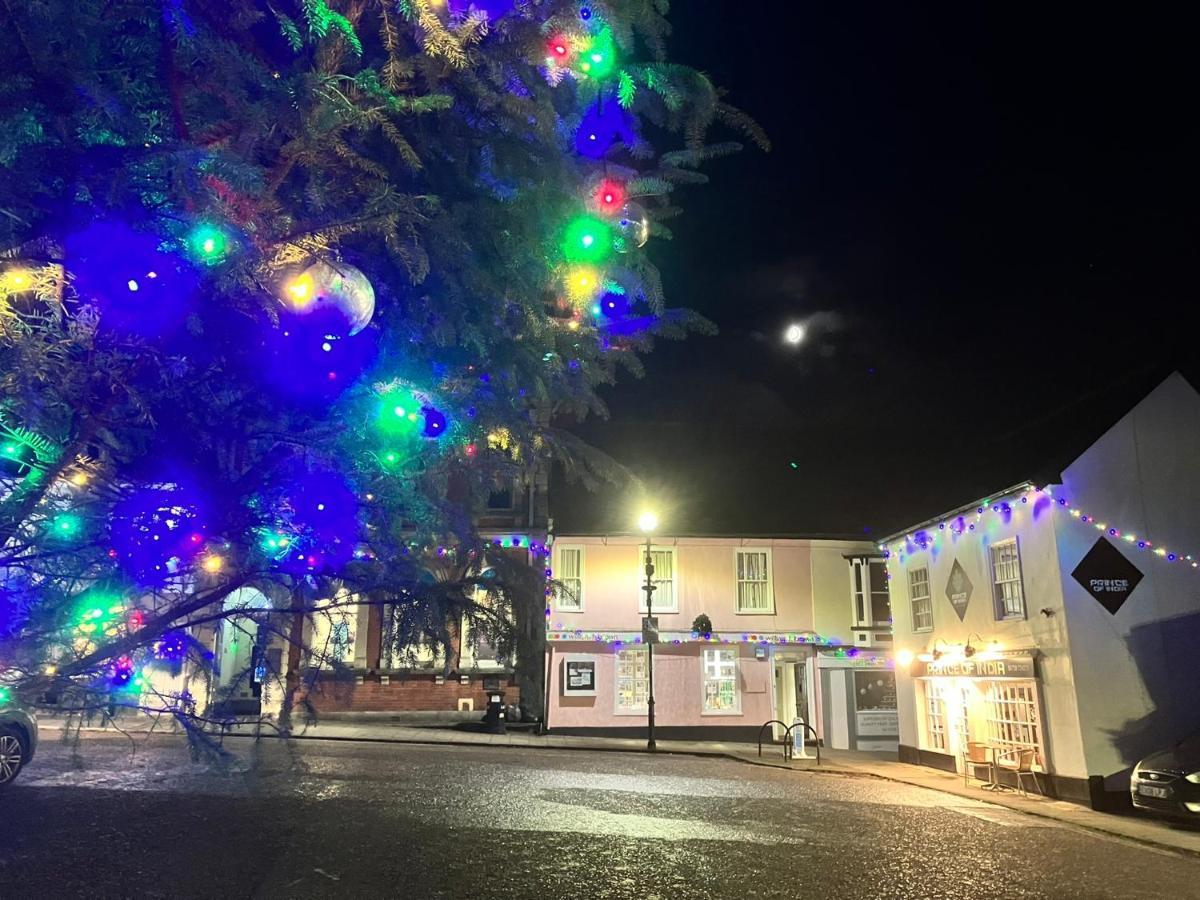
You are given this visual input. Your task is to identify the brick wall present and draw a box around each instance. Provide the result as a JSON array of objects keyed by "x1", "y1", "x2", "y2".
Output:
[{"x1": 300, "y1": 672, "x2": 521, "y2": 712}]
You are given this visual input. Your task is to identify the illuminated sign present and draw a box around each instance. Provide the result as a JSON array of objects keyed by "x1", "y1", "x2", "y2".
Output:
[{"x1": 913, "y1": 654, "x2": 1036, "y2": 680}]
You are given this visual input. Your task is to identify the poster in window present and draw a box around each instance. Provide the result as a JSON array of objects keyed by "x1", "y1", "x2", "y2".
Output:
[
  {"x1": 854, "y1": 670, "x2": 898, "y2": 737},
  {"x1": 562, "y1": 656, "x2": 597, "y2": 697}
]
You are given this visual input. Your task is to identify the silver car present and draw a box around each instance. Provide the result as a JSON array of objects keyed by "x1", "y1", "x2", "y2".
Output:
[{"x1": 0, "y1": 688, "x2": 37, "y2": 786}]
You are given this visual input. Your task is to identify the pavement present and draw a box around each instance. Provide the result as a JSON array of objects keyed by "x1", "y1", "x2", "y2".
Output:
[
  {"x1": 8, "y1": 731, "x2": 1200, "y2": 898},
  {"x1": 36, "y1": 715, "x2": 1200, "y2": 859}
]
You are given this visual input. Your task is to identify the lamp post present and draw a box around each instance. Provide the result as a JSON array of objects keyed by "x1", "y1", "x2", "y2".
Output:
[{"x1": 638, "y1": 511, "x2": 659, "y2": 752}]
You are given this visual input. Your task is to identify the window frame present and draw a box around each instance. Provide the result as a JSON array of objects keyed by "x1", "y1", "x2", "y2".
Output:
[
  {"x1": 734, "y1": 547, "x2": 775, "y2": 615},
  {"x1": 700, "y1": 647, "x2": 741, "y2": 715},
  {"x1": 989, "y1": 537, "x2": 1027, "y2": 621},
  {"x1": 908, "y1": 565, "x2": 934, "y2": 632},
  {"x1": 924, "y1": 680, "x2": 948, "y2": 751},
  {"x1": 983, "y1": 680, "x2": 1044, "y2": 768},
  {"x1": 636, "y1": 545, "x2": 678, "y2": 614},
  {"x1": 613, "y1": 645, "x2": 650, "y2": 715},
  {"x1": 553, "y1": 544, "x2": 586, "y2": 613},
  {"x1": 849, "y1": 558, "x2": 891, "y2": 628}
]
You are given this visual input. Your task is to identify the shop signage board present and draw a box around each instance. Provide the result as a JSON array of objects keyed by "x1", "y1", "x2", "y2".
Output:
[
  {"x1": 912, "y1": 654, "x2": 1036, "y2": 680},
  {"x1": 561, "y1": 656, "x2": 597, "y2": 696},
  {"x1": 945, "y1": 558, "x2": 973, "y2": 621},
  {"x1": 1071, "y1": 536, "x2": 1144, "y2": 615}
]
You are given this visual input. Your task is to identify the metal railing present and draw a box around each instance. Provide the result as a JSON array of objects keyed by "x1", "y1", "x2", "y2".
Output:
[{"x1": 756, "y1": 719, "x2": 821, "y2": 766}]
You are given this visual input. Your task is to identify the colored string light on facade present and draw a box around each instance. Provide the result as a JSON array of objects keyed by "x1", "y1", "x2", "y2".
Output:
[{"x1": 885, "y1": 485, "x2": 1200, "y2": 572}]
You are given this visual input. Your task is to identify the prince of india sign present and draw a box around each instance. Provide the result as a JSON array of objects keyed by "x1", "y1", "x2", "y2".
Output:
[{"x1": 912, "y1": 655, "x2": 1037, "y2": 680}]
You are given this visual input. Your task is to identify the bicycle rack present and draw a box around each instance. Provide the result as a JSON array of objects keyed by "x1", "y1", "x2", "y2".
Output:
[{"x1": 757, "y1": 719, "x2": 821, "y2": 766}]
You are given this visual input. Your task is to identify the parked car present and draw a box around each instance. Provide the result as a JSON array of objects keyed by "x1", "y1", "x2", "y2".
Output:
[
  {"x1": 0, "y1": 687, "x2": 38, "y2": 787},
  {"x1": 1131, "y1": 735, "x2": 1200, "y2": 817}
]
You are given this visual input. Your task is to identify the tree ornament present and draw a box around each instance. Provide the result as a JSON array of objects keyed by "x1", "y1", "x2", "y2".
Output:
[
  {"x1": 282, "y1": 260, "x2": 375, "y2": 337},
  {"x1": 614, "y1": 202, "x2": 649, "y2": 251},
  {"x1": 448, "y1": 0, "x2": 514, "y2": 20}
]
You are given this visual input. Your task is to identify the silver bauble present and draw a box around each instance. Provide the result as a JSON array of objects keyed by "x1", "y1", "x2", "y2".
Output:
[
  {"x1": 293, "y1": 260, "x2": 375, "y2": 336},
  {"x1": 613, "y1": 202, "x2": 649, "y2": 253}
]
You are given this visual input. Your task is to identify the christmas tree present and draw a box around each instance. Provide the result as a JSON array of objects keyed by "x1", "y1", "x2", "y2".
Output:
[{"x1": 0, "y1": 1, "x2": 764, "y2": 730}]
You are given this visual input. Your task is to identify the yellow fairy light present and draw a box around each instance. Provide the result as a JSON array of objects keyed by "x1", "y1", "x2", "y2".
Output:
[
  {"x1": 201, "y1": 554, "x2": 224, "y2": 573},
  {"x1": 284, "y1": 273, "x2": 314, "y2": 308},
  {"x1": 1, "y1": 267, "x2": 34, "y2": 293},
  {"x1": 564, "y1": 265, "x2": 601, "y2": 303},
  {"x1": 70, "y1": 472, "x2": 89, "y2": 486},
  {"x1": 487, "y1": 427, "x2": 511, "y2": 450}
]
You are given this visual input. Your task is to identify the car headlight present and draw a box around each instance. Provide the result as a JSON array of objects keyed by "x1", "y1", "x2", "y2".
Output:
[{"x1": 1185, "y1": 772, "x2": 1200, "y2": 784}]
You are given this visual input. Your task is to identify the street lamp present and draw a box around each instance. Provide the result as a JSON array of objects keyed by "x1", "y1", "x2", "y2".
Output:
[{"x1": 639, "y1": 511, "x2": 658, "y2": 751}]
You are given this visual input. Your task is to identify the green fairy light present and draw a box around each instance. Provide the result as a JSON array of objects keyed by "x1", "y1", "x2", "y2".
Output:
[
  {"x1": 561, "y1": 216, "x2": 612, "y2": 264},
  {"x1": 188, "y1": 224, "x2": 230, "y2": 264},
  {"x1": 577, "y1": 27, "x2": 616, "y2": 79},
  {"x1": 51, "y1": 513, "x2": 81, "y2": 538},
  {"x1": 375, "y1": 387, "x2": 424, "y2": 440}
]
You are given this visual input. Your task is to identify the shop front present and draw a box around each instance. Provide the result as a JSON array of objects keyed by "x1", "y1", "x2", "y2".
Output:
[{"x1": 906, "y1": 652, "x2": 1047, "y2": 775}]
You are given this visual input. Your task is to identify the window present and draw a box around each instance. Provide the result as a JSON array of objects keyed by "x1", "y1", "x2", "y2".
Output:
[
  {"x1": 638, "y1": 547, "x2": 677, "y2": 613},
  {"x1": 309, "y1": 592, "x2": 356, "y2": 667},
  {"x1": 554, "y1": 546, "x2": 584, "y2": 612},
  {"x1": 486, "y1": 486, "x2": 514, "y2": 510},
  {"x1": 850, "y1": 559, "x2": 891, "y2": 628},
  {"x1": 990, "y1": 538, "x2": 1025, "y2": 619},
  {"x1": 908, "y1": 566, "x2": 933, "y2": 632},
  {"x1": 984, "y1": 681, "x2": 1042, "y2": 764},
  {"x1": 701, "y1": 648, "x2": 740, "y2": 713},
  {"x1": 924, "y1": 681, "x2": 948, "y2": 751},
  {"x1": 615, "y1": 647, "x2": 649, "y2": 713},
  {"x1": 735, "y1": 549, "x2": 774, "y2": 613}
]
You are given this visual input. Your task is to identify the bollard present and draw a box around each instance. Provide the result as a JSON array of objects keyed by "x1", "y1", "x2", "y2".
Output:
[{"x1": 792, "y1": 716, "x2": 814, "y2": 759}]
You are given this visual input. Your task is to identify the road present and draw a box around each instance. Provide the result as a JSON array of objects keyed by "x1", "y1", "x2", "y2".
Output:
[{"x1": 2, "y1": 733, "x2": 1198, "y2": 899}]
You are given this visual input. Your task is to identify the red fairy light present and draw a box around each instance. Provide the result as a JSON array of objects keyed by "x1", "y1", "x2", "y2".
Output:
[
  {"x1": 465, "y1": 443, "x2": 477, "y2": 458},
  {"x1": 594, "y1": 179, "x2": 625, "y2": 215},
  {"x1": 548, "y1": 35, "x2": 572, "y2": 62}
]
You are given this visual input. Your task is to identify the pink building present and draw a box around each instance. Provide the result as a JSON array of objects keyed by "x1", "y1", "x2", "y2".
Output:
[{"x1": 546, "y1": 535, "x2": 898, "y2": 747}]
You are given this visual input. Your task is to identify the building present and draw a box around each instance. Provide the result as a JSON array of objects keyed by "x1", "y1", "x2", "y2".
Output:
[
  {"x1": 545, "y1": 534, "x2": 897, "y2": 748},
  {"x1": 885, "y1": 372, "x2": 1200, "y2": 809}
]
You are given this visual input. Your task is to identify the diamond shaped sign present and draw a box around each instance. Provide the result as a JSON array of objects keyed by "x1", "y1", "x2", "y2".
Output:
[
  {"x1": 1071, "y1": 536, "x2": 1144, "y2": 615},
  {"x1": 945, "y1": 558, "x2": 973, "y2": 621}
]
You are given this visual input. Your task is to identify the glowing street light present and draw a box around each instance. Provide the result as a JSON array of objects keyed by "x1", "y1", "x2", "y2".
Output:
[
  {"x1": 638, "y1": 510, "x2": 659, "y2": 534},
  {"x1": 637, "y1": 509, "x2": 660, "y2": 751}
]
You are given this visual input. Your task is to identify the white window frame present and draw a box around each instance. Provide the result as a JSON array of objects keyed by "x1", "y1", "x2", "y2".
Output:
[
  {"x1": 983, "y1": 680, "x2": 1044, "y2": 768},
  {"x1": 850, "y1": 558, "x2": 891, "y2": 628},
  {"x1": 700, "y1": 647, "x2": 741, "y2": 715},
  {"x1": 908, "y1": 566, "x2": 933, "y2": 632},
  {"x1": 989, "y1": 537, "x2": 1026, "y2": 620},
  {"x1": 614, "y1": 646, "x2": 650, "y2": 715},
  {"x1": 924, "y1": 680, "x2": 948, "y2": 751},
  {"x1": 308, "y1": 591, "x2": 357, "y2": 668},
  {"x1": 554, "y1": 545, "x2": 585, "y2": 613},
  {"x1": 637, "y1": 545, "x2": 678, "y2": 614},
  {"x1": 734, "y1": 547, "x2": 775, "y2": 615}
]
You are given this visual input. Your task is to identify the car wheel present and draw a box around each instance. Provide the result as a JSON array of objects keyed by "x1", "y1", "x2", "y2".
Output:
[{"x1": 0, "y1": 727, "x2": 27, "y2": 786}]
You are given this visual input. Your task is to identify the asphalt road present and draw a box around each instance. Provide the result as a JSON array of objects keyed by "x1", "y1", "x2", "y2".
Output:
[{"x1": 2, "y1": 733, "x2": 1198, "y2": 899}]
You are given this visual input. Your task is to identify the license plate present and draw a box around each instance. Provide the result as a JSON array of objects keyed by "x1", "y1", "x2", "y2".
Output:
[{"x1": 1139, "y1": 784, "x2": 1171, "y2": 799}]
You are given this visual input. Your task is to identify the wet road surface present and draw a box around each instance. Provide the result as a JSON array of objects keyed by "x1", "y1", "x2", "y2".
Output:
[{"x1": 2, "y1": 733, "x2": 1198, "y2": 899}]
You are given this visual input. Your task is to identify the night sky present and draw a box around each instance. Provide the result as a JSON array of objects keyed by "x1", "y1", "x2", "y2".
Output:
[{"x1": 552, "y1": 3, "x2": 1196, "y2": 538}]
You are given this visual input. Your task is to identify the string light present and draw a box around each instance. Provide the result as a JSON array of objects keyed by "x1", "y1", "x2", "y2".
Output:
[{"x1": 885, "y1": 486, "x2": 1199, "y2": 573}]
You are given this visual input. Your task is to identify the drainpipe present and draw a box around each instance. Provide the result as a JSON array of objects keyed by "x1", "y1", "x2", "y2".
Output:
[{"x1": 811, "y1": 643, "x2": 823, "y2": 746}]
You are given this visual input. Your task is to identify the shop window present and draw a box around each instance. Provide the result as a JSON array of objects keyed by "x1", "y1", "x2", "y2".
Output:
[
  {"x1": 554, "y1": 546, "x2": 584, "y2": 612},
  {"x1": 908, "y1": 566, "x2": 933, "y2": 632},
  {"x1": 637, "y1": 547, "x2": 676, "y2": 613},
  {"x1": 735, "y1": 549, "x2": 773, "y2": 613},
  {"x1": 701, "y1": 648, "x2": 740, "y2": 714},
  {"x1": 990, "y1": 538, "x2": 1026, "y2": 620},
  {"x1": 984, "y1": 681, "x2": 1043, "y2": 764},
  {"x1": 615, "y1": 647, "x2": 649, "y2": 713}
]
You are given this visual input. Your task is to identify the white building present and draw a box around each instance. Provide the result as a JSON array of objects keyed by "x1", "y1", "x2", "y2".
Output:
[{"x1": 884, "y1": 373, "x2": 1200, "y2": 809}]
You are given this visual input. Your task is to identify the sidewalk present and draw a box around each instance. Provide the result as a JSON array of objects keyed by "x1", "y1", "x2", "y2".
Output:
[{"x1": 41, "y1": 716, "x2": 1200, "y2": 858}]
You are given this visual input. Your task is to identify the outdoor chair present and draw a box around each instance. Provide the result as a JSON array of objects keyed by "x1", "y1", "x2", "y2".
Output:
[
  {"x1": 963, "y1": 741, "x2": 995, "y2": 788},
  {"x1": 996, "y1": 747, "x2": 1043, "y2": 796}
]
